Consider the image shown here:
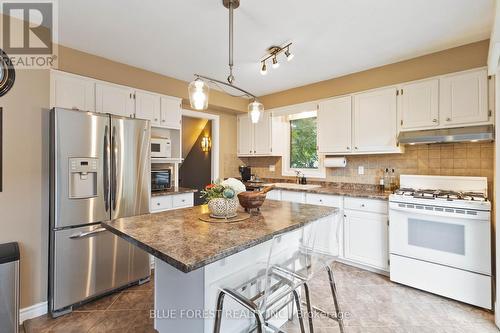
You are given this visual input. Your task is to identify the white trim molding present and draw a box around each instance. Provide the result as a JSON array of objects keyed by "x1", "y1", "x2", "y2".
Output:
[
  {"x1": 20, "y1": 301, "x2": 47, "y2": 324},
  {"x1": 181, "y1": 109, "x2": 220, "y2": 181}
]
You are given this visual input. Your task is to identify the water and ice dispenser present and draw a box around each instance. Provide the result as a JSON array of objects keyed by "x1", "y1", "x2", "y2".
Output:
[{"x1": 68, "y1": 158, "x2": 98, "y2": 199}]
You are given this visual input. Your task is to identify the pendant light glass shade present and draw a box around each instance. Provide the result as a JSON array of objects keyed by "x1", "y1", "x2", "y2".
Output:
[
  {"x1": 248, "y1": 100, "x2": 264, "y2": 123},
  {"x1": 188, "y1": 78, "x2": 209, "y2": 110}
]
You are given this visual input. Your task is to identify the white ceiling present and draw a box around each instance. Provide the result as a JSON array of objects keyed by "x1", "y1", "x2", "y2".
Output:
[{"x1": 58, "y1": 0, "x2": 494, "y2": 97}]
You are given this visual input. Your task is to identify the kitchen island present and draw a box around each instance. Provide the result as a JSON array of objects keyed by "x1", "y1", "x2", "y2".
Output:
[{"x1": 103, "y1": 200, "x2": 339, "y2": 332}]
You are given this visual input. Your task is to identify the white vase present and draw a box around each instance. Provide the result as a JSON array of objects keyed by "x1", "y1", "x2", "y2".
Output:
[{"x1": 208, "y1": 198, "x2": 238, "y2": 217}]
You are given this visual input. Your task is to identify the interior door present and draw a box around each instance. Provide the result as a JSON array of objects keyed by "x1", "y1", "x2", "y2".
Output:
[
  {"x1": 353, "y1": 87, "x2": 398, "y2": 153},
  {"x1": 400, "y1": 79, "x2": 439, "y2": 130},
  {"x1": 237, "y1": 114, "x2": 254, "y2": 156},
  {"x1": 52, "y1": 108, "x2": 109, "y2": 229},
  {"x1": 96, "y1": 82, "x2": 135, "y2": 118},
  {"x1": 111, "y1": 116, "x2": 151, "y2": 219},
  {"x1": 318, "y1": 96, "x2": 352, "y2": 153},
  {"x1": 440, "y1": 69, "x2": 489, "y2": 126}
]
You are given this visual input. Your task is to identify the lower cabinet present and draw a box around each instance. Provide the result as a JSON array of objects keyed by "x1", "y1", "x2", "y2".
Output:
[
  {"x1": 151, "y1": 193, "x2": 194, "y2": 213},
  {"x1": 281, "y1": 190, "x2": 306, "y2": 203},
  {"x1": 343, "y1": 209, "x2": 389, "y2": 271}
]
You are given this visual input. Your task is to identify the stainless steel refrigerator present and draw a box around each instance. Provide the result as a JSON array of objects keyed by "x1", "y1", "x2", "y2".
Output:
[{"x1": 49, "y1": 108, "x2": 151, "y2": 317}]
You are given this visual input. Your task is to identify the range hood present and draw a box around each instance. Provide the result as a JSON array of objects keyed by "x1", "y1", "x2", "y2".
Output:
[{"x1": 398, "y1": 125, "x2": 495, "y2": 145}]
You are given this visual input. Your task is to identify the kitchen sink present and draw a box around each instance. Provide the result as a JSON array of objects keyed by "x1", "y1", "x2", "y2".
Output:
[{"x1": 263, "y1": 183, "x2": 322, "y2": 190}]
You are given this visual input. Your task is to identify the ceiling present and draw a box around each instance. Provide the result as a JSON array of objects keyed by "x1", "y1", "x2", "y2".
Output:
[{"x1": 58, "y1": 0, "x2": 494, "y2": 97}]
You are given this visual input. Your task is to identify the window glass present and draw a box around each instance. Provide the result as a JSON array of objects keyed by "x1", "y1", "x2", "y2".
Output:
[{"x1": 289, "y1": 117, "x2": 318, "y2": 169}]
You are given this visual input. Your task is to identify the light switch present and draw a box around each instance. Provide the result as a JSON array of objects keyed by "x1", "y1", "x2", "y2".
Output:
[
  {"x1": 358, "y1": 166, "x2": 365, "y2": 175},
  {"x1": 269, "y1": 165, "x2": 275, "y2": 172}
]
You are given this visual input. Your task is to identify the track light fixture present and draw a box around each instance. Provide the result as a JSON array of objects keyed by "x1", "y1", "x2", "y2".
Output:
[{"x1": 259, "y1": 42, "x2": 294, "y2": 75}]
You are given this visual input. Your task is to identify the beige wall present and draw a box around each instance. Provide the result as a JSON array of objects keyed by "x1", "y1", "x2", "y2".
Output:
[
  {"x1": 261, "y1": 40, "x2": 490, "y2": 109},
  {"x1": 0, "y1": 70, "x2": 50, "y2": 308}
]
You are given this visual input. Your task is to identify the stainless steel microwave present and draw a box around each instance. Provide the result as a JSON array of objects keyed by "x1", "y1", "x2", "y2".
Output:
[
  {"x1": 151, "y1": 138, "x2": 171, "y2": 158},
  {"x1": 151, "y1": 169, "x2": 172, "y2": 191}
]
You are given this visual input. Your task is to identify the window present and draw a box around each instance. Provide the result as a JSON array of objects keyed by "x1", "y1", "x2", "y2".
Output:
[
  {"x1": 282, "y1": 110, "x2": 325, "y2": 178},
  {"x1": 290, "y1": 117, "x2": 318, "y2": 169}
]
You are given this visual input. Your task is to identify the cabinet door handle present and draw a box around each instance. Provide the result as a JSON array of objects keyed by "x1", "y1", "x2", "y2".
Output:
[
  {"x1": 154, "y1": 118, "x2": 158, "y2": 122},
  {"x1": 361, "y1": 204, "x2": 366, "y2": 207},
  {"x1": 157, "y1": 202, "x2": 161, "y2": 206},
  {"x1": 446, "y1": 118, "x2": 451, "y2": 122},
  {"x1": 432, "y1": 119, "x2": 438, "y2": 123},
  {"x1": 355, "y1": 147, "x2": 359, "y2": 150}
]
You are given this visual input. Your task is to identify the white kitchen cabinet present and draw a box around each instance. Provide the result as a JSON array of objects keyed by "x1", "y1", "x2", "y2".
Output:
[
  {"x1": 317, "y1": 96, "x2": 352, "y2": 154},
  {"x1": 343, "y1": 200, "x2": 389, "y2": 271},
  {"x1": 135, "y1": 90, "x2": 161, "y2": 125},
  {"x1": 95, "y1": 82, "x2": 135, "y2": 117},
  {"x1": 50, "y1": 70, "x2": 95, "y2": 112},
  {"x1": 266, "y1": 189, "x2": 281, "y2": 201},
  {"x1": 237, "y1": 112, "x2": 285, "y2": 157},
  {"x1": 280, "y1": 190, "x2": 306, "y2": 203},
  {"x1": 151, "y1": 193, "x2": 194, "y2": 213},
  {"x1": 439, "y1": 68, "x2": 489, "y2": 126},
  {"x1": 254, "y1": 111, "x2": 272, "y2": 155},
  {"x1": 237, "y1": 114, "x2": 254, "y2": 156},
  {"x1": 160, "y1": 96, "x2": 182, "y2": 129},
  {"x1": 353, "y1": 87, "x2": 399, "y2": 153},
  {"x1": 400, "y1": 78, "x2": 439, "y2": 130}
]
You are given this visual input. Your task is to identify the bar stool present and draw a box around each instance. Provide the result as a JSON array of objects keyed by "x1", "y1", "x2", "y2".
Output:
[
  {"x1": 275, "y1": 215, "x2": 344, "y2": 333},
  {"x1": 213, "y1": 227, "x2": 310, "y2": 333}
]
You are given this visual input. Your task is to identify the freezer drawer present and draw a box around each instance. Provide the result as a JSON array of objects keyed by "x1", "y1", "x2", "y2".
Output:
[{"x1": 52, "y1": 225, "x2": 150, "y2": 311}]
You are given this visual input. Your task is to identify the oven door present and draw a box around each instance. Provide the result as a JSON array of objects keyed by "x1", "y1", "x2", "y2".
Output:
[{"x1": 389, "y1": 202, "x2": 490, "y2": 275}]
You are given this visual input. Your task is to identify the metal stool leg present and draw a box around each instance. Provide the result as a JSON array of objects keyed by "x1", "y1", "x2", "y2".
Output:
[
  {"x1": 292, "y1": 289, "x2": 306, "y2": 333},
  {"x1": 326, "y1": 266, "x2": 344, "y2": 333},
  {"x1": 213, "y1": 289, "x2": 266, "y2": 333},
  {"x1": 302, "y1": 283, "x2": 314, "y2": 333}
]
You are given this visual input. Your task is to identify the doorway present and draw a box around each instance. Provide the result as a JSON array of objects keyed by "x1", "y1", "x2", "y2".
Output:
[{"x1": 179, "y1": 110, "x2": 220, "y2": 206}]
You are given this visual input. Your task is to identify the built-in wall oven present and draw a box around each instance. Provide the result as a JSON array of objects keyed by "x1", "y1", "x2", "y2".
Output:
[{"x1": 151, "y1": 169, "x2": 172, "y2": 192}]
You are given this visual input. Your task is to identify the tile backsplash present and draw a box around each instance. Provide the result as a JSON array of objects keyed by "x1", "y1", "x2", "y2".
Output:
[{"x1": 239, "y1": 142, "x2": 494, "y2": 190}]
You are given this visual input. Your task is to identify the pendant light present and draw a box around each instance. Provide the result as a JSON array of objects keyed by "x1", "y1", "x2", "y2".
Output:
[
  {"x1": 188, "y1": 78, "x2": 209, "y2": 110},
  {"x1": 188, "y1": 0, "x2": 264, "y2": 123}
]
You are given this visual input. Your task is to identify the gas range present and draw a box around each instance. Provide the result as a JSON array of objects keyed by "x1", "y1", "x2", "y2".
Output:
[{"x1": 389, "y1": 175, "x2": 491, "y2": 212}]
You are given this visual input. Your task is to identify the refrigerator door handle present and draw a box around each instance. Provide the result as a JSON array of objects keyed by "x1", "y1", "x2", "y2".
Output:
[
  {"x1": 69, "y1": 227, "x2": 107, "y2": 239},
  {"x1": 103, "y1": 125, "x2": 110, "y2": 212},
  {"x1": 111, "y1": 126, "x2": 117, "y2": 211}
]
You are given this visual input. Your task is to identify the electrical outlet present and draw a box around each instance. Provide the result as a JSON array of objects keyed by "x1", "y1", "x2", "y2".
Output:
[
  {"x1": 269, "y1": 165, "x2": 275, "y2": 172},
  {"x1": 358, "y1": 166, "x2": 365, "y2": 175}
]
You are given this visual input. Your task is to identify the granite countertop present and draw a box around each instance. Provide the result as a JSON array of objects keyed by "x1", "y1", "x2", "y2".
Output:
[
  {"x1": 151, "y1": 187, "x2": 198, "y2": 197},
  {"x1": 102, "y1": 201, "x2": 338, "y2": 273},
  {"x1": 245, "y1": 180, "x2": 390, "y2": 200}
]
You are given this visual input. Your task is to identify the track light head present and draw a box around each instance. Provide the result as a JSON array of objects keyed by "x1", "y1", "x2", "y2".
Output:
[
  {"x1": 285, "y1": 48, "x2": 294, "y2": 61},
  {"x1": 260, "y1": 62, "x2": 267, "y2": 75},
  {"x1": 272, "y1": 56, "x2": 279, "y2": 69}
]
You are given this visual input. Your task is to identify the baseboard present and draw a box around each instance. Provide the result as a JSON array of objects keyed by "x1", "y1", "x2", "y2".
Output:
[
  {"x1": 336, "y1": 257, "x2": 390, "y2": 276},
  {"x1": 20, "y1": 301, "x2": 48, "y2": 324}
]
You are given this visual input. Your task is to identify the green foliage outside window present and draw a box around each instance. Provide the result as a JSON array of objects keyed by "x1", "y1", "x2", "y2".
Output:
[{"x1": 290, "y1": 117, "x2": 318, "y2": 169}]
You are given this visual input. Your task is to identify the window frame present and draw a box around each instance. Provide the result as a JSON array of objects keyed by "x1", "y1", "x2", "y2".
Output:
[{"x1": 282, "y1": 111, "x2": 326, "y2": 179}]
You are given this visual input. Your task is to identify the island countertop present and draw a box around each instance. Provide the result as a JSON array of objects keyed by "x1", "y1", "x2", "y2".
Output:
[{"x1": 102, "y1": 200, "x2": 337, "y2": 273}]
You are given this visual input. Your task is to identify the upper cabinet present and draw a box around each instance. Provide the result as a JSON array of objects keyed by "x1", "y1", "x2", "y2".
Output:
[
  {"x1": 51, "y1": 70, "x2": 183, "y2": 129},
  {"x1": 400, "y1": 78, "x2": 439, "y2": 130},
  {"x1": 237, "y1": 112, "x2": 285, "y2": 157},
  {"x1": 318, "y1": 96, "x2": 352, "y2": 154},
  {"x1": 160, "y1": 96, "x2": 182, "y2": 129},
  {"x1": 439, "y1": 69, "x2": 489, "y2": 127},
  {"x1": 135, "y1": 90, "x2": 161, "y2": 124},
  {"x1": 95, "y1": 82, "x2": 135, "y2": 118},
  {"x1": 50, "y1": 71, "x2": 95, "y2": 112},
  {"x1": 353, "y1": 87, "x2": 399, "y2": 153}
]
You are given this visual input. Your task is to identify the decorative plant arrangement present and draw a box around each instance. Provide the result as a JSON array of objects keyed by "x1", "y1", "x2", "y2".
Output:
[{"x1": 200, "y1": 178, "x2": 246, "y2": 218}]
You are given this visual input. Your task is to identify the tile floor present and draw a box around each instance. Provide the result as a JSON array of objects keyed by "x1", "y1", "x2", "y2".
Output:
[{"x1": 23, "y1": 263, "x2": 498, "y2": 332}]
